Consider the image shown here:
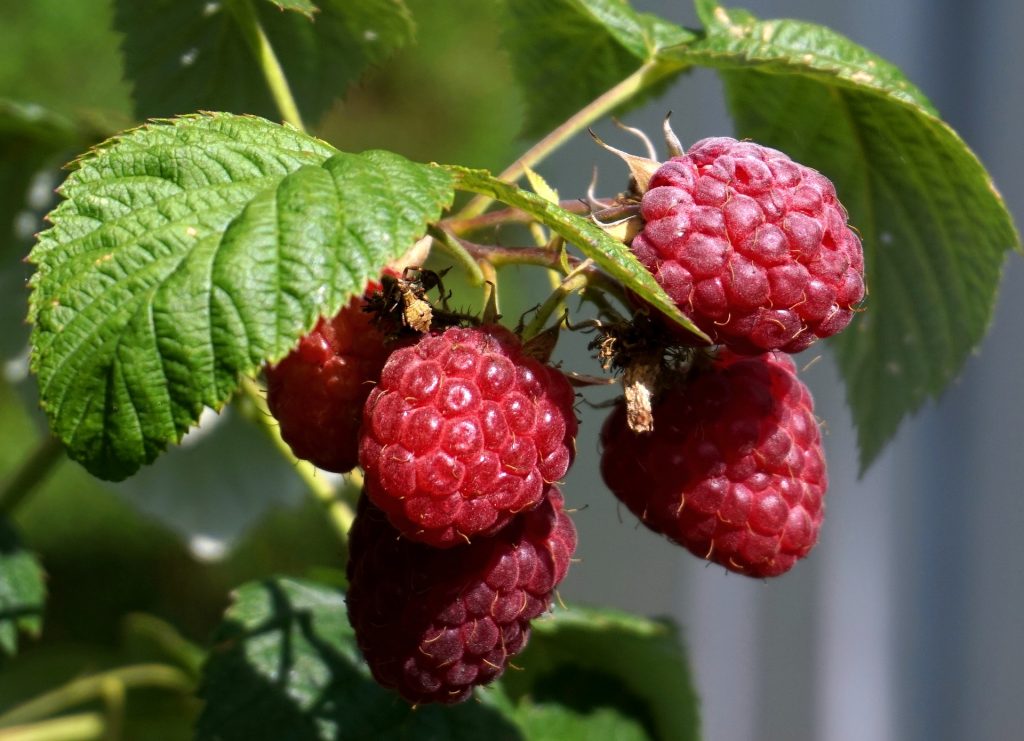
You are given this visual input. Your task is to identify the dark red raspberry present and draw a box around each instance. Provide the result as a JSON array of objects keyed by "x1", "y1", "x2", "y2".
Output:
[
  {"x1": 600, "y1": 350, "x2": 826, "y2": 578},
  {"x1": 358, "y1": 325, "x2": 578, "y2": 547},
  {"x1": 266, "y1": 287, "x2": 390, "y2": 473},
  {"x1": 346, "y1": 486, "x2": 577, "y2": 704},
  {"x1": 630, "y1": 137, "x2": 864, "y2": 353}
]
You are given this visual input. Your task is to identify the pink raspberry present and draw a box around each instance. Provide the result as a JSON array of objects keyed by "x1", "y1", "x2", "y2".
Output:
[
  {"x1": 358, "y1": 325, "x2": 578, "y2": 547},
  {"x1": 346, "y1": 486, "x2": 577, "y2": 704},
  {"x1": 600, "y1": 350, "x2": 826, "y2": 578},
  {"x1": 266, "y1": 286, "x2": 390, "y2": 473},
  {"x1": 630, "y1": 137, "x2": 864, "y2": 353}
]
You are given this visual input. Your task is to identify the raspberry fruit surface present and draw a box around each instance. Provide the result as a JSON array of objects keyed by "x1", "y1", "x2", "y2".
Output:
[
  {"x1": 346, "y1": 486, "x2": 577, "y2": 704},
  {"x1": 266, "y1": 288, "x2": 390, "y2": 473},
  {"x1": 600, "y1": 350, "x2": 826, "y2": 577},
  {"x1": 630, "y1": 137, "x2": 865, "y2": 353},
  {"x1": 359, "y1": 324, "x2": 578, "y2": 547}
]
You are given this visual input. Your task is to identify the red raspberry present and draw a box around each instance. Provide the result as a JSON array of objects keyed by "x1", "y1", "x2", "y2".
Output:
[
  {"x1": 358, "y1": 325, "x2": 578, "y2": 547},
  {"x1": 630, "y1": 137, "x2": 864, "y2": 353},
  {"x1": 346, "y1": 486, "x2": 577, "y2": 704},
  {"x1": 266, "y1": 288, "x2": 390, "y2": 473},
  {"x1": 600, "y1": 350, "x2": 826, "y2": 578}
]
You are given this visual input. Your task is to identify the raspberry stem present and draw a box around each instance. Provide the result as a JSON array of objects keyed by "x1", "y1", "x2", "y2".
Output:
[
  {"x1": 454, "y1": 59, "x2": 686, "y2": 220},
  {"x1": 225, "y1": 0, "x2": 306, "y2": 131},
  {"x1": 0, "y1": 435, "x2": 64, "y2": 516},
  {"x1": 239, "y1": 376, "x2": 356, "y2": 542}
]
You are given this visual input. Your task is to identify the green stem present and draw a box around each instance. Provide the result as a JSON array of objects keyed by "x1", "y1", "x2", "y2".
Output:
[
  {"x1": 239, "y1": 377, "x2": 355, "y2": 541},
  {"x1": 0, "y1": 665, "x2": 193, "y2": 727},
  {"x1": 0, "y1": 713, "x2": 106, "y2": 741},
  {"x1": 522, "y1": 261, "x2": 593, "y2": 341},
  {"x1": 457, "y1": 59, "x2": 683, "y2": 219},
  {"x1": 227, "y1": 0, "x2": 306, "y2": 130},
  {"x1": 442, "y1": 199, "x2": 603, "y2": 237},
  {"x1": 0, "y1": 436, "x2": 64, "y2": 516},
  {"x1": 427, "y1": 227, "x2": 485, "y2": 286}
]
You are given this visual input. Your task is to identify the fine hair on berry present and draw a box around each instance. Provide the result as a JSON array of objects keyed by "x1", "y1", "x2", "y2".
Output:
[
  {"x1": 345, "y1": 486, "x2": 577, "y2": 704},
  {"x1": 359, "y1": 324, "x2": 578, "y2": 547},
  {"x1": 600, "y1": 350, "x2": 826, "y2": 578}
]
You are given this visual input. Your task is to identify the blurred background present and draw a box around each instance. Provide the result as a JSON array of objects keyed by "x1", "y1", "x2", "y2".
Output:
[{"x1": 1, "y1": 1, "x2": 1022, "y2": 739}]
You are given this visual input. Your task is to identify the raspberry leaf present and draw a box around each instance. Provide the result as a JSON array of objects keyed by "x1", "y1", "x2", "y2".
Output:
[
  {"x1": 115, "y1": 0, "x2": 413, "y2": 124},
  {"x1": 266, "y1": 0, "x2": 319, "y2": 19},
  {"x1": 500, "y1": 0, "x2": 694, "y2": 136},
  {"x1": 29, "y1": 113, "x2": 454, "y2": 481},
  {"x1": 682, "y1": 2, "x2": 1020, "y2": 469},
  {"x1": 500, "y1": 606, "x2": 700, "y2": 741},
  {"x1": 447, "y1": 166, "x2": 710, "y2": 342},
  {"x1": 0, "y1": 518, "x2": 46, "y2": 658},
  {"x1": 197, "y1": 578, "x2": 523, "y2": 740}
]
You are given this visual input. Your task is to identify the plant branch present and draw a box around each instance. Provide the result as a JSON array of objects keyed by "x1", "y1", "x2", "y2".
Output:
[
  {"x1": 0, "y1": 713, "x2": 106, "y2": 741},
  {"x1": 0, "y1": 436, "x2": 64, "y2": 516},
  {"x1": 0, "y1": 665, "x2": 193, "y2": 727},
  {"x1": 456, "y1": 59, "x2": 683, "y2": 219},
  {"x1": 426, "y1": 227, "x2": 484, "y2": 285},
  {"x1": 442, "y1": 199, "x2": 603, "y2": 236},
  {"x1": 227, "y1": 0, "x2": 306, "y2": 130},
  {"x1": 239, "y1": 377, "x2": 355, "y2": 541}
]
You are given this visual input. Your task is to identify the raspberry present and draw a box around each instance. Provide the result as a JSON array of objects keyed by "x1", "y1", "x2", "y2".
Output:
[
  {"x1": 359, "y1": 324, "x2": 578, "y2": 547},
  {"x1": 346, "y1": 486, "x2": 577, "y2": 704},
  {"x1": 600, "y1": 350, "x2": 826, "y2": 578},
  {"x1": 630, "y1": 137, "x2": 864, "y2": 353},
  {"x1": 266, "y1": 287, "x2": 390, "y2": 473}
]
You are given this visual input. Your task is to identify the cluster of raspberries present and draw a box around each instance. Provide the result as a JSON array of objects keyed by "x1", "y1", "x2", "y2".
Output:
[
  {"x1": 267, "y1": 311, "x2": 579, "y2": 705},
  {"x1": 264, "y1": 133, "x2": 864, "y2": 703},
  {"x1": 597, "y1": 135, "x2": 862, "y2": 578}
]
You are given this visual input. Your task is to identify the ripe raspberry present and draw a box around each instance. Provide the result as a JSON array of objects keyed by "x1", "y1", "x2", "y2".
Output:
[
  {"x1": 358, "y1": 324, "x2": 578, "y2": 547},
  {"x1": 630, "y1": 137, "x2": 864, "y2": 353},
  {"x1": 346, "y1": 486, "x2": 577, "y2": 704},
  {"x1": 266, "y1": 287, "x2": 390, "y2": 473},
  {"x1": 600, "y1": 350, "x2": 826, "y2": 578}
]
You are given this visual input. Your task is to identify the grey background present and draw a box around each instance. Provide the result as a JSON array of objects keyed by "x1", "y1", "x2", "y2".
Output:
[{"x1": 547, "y1": 2, "x2": 1024, "y2": 740}]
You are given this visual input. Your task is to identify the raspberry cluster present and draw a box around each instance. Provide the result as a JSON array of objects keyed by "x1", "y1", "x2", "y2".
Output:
[
  {"x1": 594, "y1": 129, "x2": 859, "y2": 577},
  {"x1": 263, "y1": 129, "x2": 863, "y2": 705}
]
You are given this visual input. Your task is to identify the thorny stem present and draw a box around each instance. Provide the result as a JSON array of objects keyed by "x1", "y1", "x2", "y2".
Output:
[
  {"x1": 0, "y1": 713, "x2": 107, "y2": 741},
  {"x1": 427, "y1": 226, "x2": 484, "y2": 285},
  {"x1": 442, "y1": 199, "x2": 603, "y2": 236},
  {"x1": 240, "y1": 377, "x2": 355, "y2": 541},
  {"x1": 522, "y1": 260, "x2": 595, "y2": 341},
  {"x1": 227, "y1": 0, "x2": 306, "y2": 130},
  {"x1": 456, "y1": 59, "x2": 683, "y2": 219},
  {"x1": 0, "y1": 436, "x2": 64, "y2": 516},
  {"x1": 0, "y1": 665, "x2": 193, "y2": 727}
]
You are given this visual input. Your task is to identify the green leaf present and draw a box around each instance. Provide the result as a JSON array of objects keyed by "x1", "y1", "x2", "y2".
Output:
[
  {"x1": 265, "y1": 0, "x2": 320, "y2": 19},
  {"x1": 197, "y1": 577, "x2": 523, "y2": 740},
  {"x1": 501, "y1": 606, "x2": 700, "y2": 741},
  {"x1": 115, "y1": 0, "x2": 414, "y2": 124},
  {"x1": 447, "y1": 166, "x2": 709, "y2": 342},
  {"x1": 0, "y1": 518, "x2": 46, "y2": 657},
  {"x1": 681, "y1": 2, "x2": 1019, "y2": 468},
  {"x1": 500, "y1": 0, "x2": 694, "y2": 136},
  {"x1": 29, "y1": 113, "x2": 453, "y2": 480}
]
